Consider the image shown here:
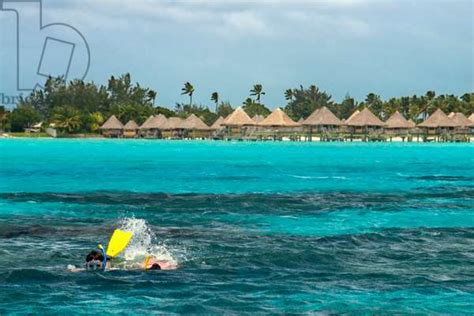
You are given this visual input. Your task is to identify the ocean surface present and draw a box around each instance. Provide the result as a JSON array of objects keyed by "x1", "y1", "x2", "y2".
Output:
[{"x1": 0, "y1": 139, "x2": 473, "y2": 314}]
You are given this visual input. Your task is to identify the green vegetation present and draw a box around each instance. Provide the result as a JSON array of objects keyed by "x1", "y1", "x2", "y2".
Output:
[
  {"x1": 1, "y1": 74, "x2": 472, "y2": 134},
  {"x1": 284, "y1": 85, "x2": 473, "y2": 122}
]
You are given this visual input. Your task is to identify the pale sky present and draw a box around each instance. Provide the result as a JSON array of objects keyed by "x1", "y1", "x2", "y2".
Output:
[{"x1": 0, "y1": 0, "x2": 472, "y2": 109}]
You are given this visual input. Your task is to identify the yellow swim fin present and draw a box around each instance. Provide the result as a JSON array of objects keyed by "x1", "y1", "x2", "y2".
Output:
[
  {"x1": 106, "y1": 229, "x2": 133, "y2": 258},
  {"x1": 143, "y1": 255, "x2": 151, "y2": 268}
]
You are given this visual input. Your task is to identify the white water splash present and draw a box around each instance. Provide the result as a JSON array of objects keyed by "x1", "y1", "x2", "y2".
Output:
[{"x1": 117, "y1": 217, "x2": 177, "y2": 265}]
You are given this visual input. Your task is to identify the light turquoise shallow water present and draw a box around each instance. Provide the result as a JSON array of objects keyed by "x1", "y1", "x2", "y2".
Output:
[{"x1": 0, "y1": 139, "x2": 473, "y2": 314}]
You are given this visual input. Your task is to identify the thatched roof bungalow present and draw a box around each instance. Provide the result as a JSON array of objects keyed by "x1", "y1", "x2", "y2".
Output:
[
  {"x1": 385, "y1": 111, "x2": 413, "y2": 129},
  {"x1": 140, "y1": 115, "x2": 155, "y2": 129},
  {"x1": 167, "y1": 117, "x2": 186, "y2": 130},
  {"x1": 469, "y1": 113, "x2": 474, "y2": 123},
  {"x1": 123, "y1": 120, "x2": 139, "y2": 138},
  {"x1": 346, "y1": 108, "x2": 384, "y2": 128},
  {"x1": 303, "y1": 106, "x2": 342, "y2": 131},
  {"x1": 210, "y1": 116, "x2": 225, "y2": 130},
  {"x1": 183, "y1": 114, "x2": 211, "y2": 131},
  {"x1": 417, "y1": 109, "x2": 456, "y2": 129},
  {"x1": 222, "y1": 107, "x2": 255, "y2": 127},
  {"x1": 100, "y1": 115, "x2": 123, "y2": 138},
  {"x1": 140, "y1": 114, "x2": 168, "y2": 138},
  {"x1": 124, "y1": 120, "x2": 139, "y2": 130},
  {"x1": 259, "y1": 108, "x2": 299, "y2": 128},
  {"x1": 449, "y1": 112, "x2": 473, "y2": 128}
]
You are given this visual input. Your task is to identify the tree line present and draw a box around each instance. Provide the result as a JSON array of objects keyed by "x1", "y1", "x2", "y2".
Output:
[{"x1": 0, "y1": 73, "x2": 472, "y2": 133}]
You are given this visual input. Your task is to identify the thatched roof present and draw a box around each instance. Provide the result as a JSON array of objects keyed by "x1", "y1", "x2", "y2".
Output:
[
  {"x1": 139, "y1": 115, "x2": 155, "y2": 129},
  {"x1": 469, "y1": 113, "x2": 474, "y2": 123},
  {"x1": 210, "y1": 116, "x2": 225, "y2": 129},
  {"x1": 346, "y1": 110, "x2": 360, "y2": 122},
  {"x1": 140, "y1": 114, "x2": 168, "y2": 130},
  {"x1": 303, "y1": 106, "x2": 342, "y2": 126},
  {"x1": 448, "y1": 112, "x2": 455, "y2": 118},
  {"x1": 222, "y1": 107, "x2": 254, "y2": 126},
  {"x1": 259, "y1": 108, "x2": 299, "y2": 127},
  {"x1": 408, "y1": 119, "x2": 416, "y2": 128},
  {"x1": 297, "y1": 117, "x2": 305, "y2": 124},
  {"x1": 449, "y1": 112, "x2": 473, "y2": 127},
  {"x1": 346, "y1": 108, "x2": 384, "y2": 127},
  {"x1": 252, "y1": 115, "x2": 265, "y2": 124},
  {"x1": 167, "y1": 117, "x2": 186, "y2": 129},
  {"x1": 100, "y1": 115, "x2": 123, "y2": 130},
  {"x1": 123, "y1": 120, "x2": 139, "y2": 130},
  {"x1": 385, "y1": 111, "x2": 412, "y2": 129},
  {"x1": 183, "y1": 114, "x2": 211, "y2": 130},
  {"x1": 418, "y1": 109, "x2": 457, "y2": 128}
]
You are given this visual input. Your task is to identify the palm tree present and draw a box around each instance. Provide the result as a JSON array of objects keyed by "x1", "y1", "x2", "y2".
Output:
[
  {"x1": 52, "y1": 106, "x2": 81, "y2": 133},
  {"x1": 284, "y1": 89, "x2": 294, "y2": 101},
  {"x1": 211, "y1": 92, "x2": 219, "y2": 113},
  {"x1": 243, "y1": 98, "x2": 253, "y2": 107},
  {"x1": 0, "y1": 107, "x2": 8, "y2": 131},
  {"x1": 417, "y1": 91, "x2": 436, "y2": 120},
  {"x1": 89, "y1": 112, "x2": 104, "y2": 132},
  {"x1": 250, "y1": 84, "x2": 265, "y2": 104},
  {"x1": 181, "y1": 82, "x2": 195, "y2": 105},
  {"x1": 308, "y1": 85, "x2": 319, "y2": 102},
  {"x1": 147, "y1": 90, "x2": 157, "y2": 106}
]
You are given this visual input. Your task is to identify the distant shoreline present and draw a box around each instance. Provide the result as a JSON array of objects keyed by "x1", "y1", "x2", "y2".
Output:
[{"x1": 1, "y1": 134, "x2": 473, "y2": 143}]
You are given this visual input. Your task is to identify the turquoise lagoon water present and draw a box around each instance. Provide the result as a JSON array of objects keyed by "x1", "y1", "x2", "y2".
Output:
[{"x1": 0, "y1": 139, "x2": 473, "y2": 314}]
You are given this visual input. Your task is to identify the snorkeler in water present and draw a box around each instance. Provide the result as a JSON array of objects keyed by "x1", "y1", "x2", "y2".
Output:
[
  {"x1": 68, "y1": 229, "x2": 177, "y2": 272},
  {"x1": 84, "y1": 247, "x2": 112, "y2": 270}
]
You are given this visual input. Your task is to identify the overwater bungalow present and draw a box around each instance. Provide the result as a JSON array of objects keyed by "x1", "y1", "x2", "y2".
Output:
[
  {"x1": 140, "y1": 114, "x2": 168, "y2": 138},
  {"x1": 123, "y1": 120, "x2": 139, "y2": 138},
  {"x1": 210, "y1": 116, "x2": 225, "y2": 138},
  {"x1": 167, "y1": 117, "x2": 186, "y2": 138},
  {"x1": 449, "y1": 112, "x2": 473, "y2": 135},
  {"x1": 345, "y1": 108, "x2": 385, "y2": 141},
  {"x1": 139, "y1": 115, "x2": 154, "y2": 137},
  {"x1": 210, "y1": 116, "x2": 225, "y2": 130},
  {"x1": 183, "y1": 114, "x2": 211, "y2": 130},
  {"x1": 417, "y1": 109, "x2": 456, "y2": 141},
  {"x1": 222, "y1": 107, "x2": 255, "y2": 137},
  {"x1": 259, "y1": 108, "x2": 299, "y2": 127},
  {"x1": 259, "y1": 108, "x2": 300, "y2": 140},
  {"x1": 449, "y1": 112, "x2": 472, "y2": 127},
  {"x1": 303, "y1": 106, "x2": 343, "y2": 135},
  {"x1": 384, "y1": 111, "x2": 413, "y2": 139},
  {"x1": 183, "y1": 114, "x2": 212, "y2": 139},
  {"x1": 100, "y1": 115, "x2": 123, "y2": 138}
]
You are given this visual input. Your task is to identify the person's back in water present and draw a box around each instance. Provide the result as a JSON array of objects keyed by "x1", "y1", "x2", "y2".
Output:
[{"x1": 143, "y1": 256, "x2": 177, "y2": 270}]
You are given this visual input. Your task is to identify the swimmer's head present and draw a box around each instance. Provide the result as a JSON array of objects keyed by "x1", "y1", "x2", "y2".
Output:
[
  {"x1": 85, "y1": 250, "x2": 104, "y2": 262},
  {"x1": 149, "y1": 263, "x2": 161, "y2": 270}
]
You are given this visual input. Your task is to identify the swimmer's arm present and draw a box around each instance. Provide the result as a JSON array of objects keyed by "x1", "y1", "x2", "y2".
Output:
[
  {"x1": 67, "y1": 265, "x2": 85, "y2": 272},
  {"x1": 158, "y1": 261, "x2": 178, "y2": 270}
]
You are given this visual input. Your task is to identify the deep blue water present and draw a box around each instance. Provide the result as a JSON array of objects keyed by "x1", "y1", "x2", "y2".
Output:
[{"x1": 0, "y1": 139, "x2": 473, "y2": 314}]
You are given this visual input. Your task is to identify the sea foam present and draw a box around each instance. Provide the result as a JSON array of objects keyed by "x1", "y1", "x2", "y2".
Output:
[{"x1": 118, "y1": 217, "x2": 177, "y2": 264}]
